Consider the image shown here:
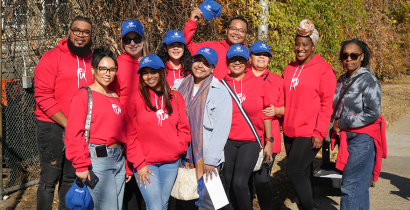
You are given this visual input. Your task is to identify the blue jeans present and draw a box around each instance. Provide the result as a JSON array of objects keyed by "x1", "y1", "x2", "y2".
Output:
[
  {"x1": 340, "y1": 134, "x2": 375, "y2": 210},
  {"x1": 135, "y1": 159, "x2": 179, "y2": 210},
  {"x1": 87, "y1": 144, "x2": 126, "y2": 210}
]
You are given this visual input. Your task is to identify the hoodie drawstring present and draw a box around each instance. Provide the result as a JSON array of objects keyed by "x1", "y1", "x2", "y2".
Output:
[
  {"x1": 289, "y1": 65, "x2": 304, "y2": 92},
  {"x1": 233, "y1": 79, "x2": 244, "y2": 103}
]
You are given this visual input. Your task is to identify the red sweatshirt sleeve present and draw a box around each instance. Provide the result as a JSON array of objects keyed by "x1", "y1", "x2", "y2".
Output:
[
  {"x1": 124, "y1": 93, "x2": 147, "y2": 171},
  {"x1": 175, "y1": 92, "x2": 191, "y2": 154},
  {"x1": 34, "y1": 50, "x2": 62, "y2": 118},
  {"x1": 273, "y1": 75, "x2": 285, "y2": 107},
  {"x1": 312, "y1": 68, "x2": 337, "y2": 139},
  {"x1": 64, "y1": 89, "x2": 91, "y2": 172},
  {"x1": 262, "y1": 83, "x2": 273, "y2": 121}
]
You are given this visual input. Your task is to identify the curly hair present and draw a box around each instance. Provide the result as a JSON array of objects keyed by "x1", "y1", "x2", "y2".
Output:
[
  {"x1": 339, "y1": 38, "x2": 373, "y2": 67},
  {"x1": 91, "y1": 48, "x2": 117, "y2": 69},
  {"x1": 157, "y1": 43, "x2": 192, "y2": 77}
]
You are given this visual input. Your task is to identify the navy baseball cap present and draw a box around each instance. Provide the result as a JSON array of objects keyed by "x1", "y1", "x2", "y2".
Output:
[
  {"x1": 226, "y1": 44, "x2": 249, "y2": 60},
  {"x1": 162, "y1": 30, "x2": 186, "y2": 45},
  {"x1": 138, "y1": 54, "x2": 165, "y2": 74},
  {"x1": 121, "y1": 20, "x2": 144, "y2": 37},
  {"x1": 199, "y1": 0, "x2": 222, "y2": 21},
  {"x1": 193, "y1": 47, "x2": 218, "y2": 67},
  {"x1": 250, "y1": 41, "x2": 272, "y2": 57}
]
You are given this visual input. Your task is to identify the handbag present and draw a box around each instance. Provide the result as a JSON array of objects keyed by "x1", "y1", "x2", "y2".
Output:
[
  {"x1": 325, "y1": 73, "x2": 366, "y2": 142},
  {"x1": 221, "y1": 79, "x2": 264, "y2": 172},
  {"x1": 170, "y1": 91, "x2": 200, "y2": 200}
]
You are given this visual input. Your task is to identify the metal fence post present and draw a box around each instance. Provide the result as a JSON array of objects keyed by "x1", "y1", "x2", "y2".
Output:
[{"x1": 0, "y1": 1, "x2": 4, "y2": 201}]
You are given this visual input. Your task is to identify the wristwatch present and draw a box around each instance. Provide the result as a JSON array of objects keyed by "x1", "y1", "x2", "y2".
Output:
[{"x1": 266, "y1": 137, "x2": 274, "y2": 143}]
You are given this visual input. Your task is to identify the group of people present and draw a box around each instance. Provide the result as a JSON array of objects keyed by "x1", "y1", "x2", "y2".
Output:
[{"x1": 34, "y1": 5, "x2": 385, "y2": 210}]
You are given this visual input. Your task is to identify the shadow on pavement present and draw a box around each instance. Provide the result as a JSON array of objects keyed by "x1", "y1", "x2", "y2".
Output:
[{"x1": 379, "y1": 172, "x2": 410, "y2": 201}]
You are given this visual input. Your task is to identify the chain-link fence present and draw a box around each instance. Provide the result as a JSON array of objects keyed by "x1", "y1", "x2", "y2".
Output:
[{"x1": 1, "y1": 0, "x2": 70, "y2": 194}]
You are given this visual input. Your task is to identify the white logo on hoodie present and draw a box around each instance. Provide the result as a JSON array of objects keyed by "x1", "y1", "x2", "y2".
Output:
[
  {"x1": 237, "y1": 93, "x2": 246, "y2": 103},
  {"x1": 112, "y1": 104, "x2": 121, "y2": 114},
  {"x1": 156, "y1": 109, "x2": 169, "y2": 127},
  {"x1": 77, "y1": 57, "x2": 87, "y2": 88}
]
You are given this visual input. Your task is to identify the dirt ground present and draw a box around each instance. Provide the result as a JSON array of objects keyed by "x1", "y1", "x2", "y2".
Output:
[{"x1": 2, "y1": 75, "x2": 410, "y2": 210}]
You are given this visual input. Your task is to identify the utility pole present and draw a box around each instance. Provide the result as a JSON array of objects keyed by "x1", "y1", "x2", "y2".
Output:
[{"x1": 258, "y1": 0, "x2": 269, "y2": 40}]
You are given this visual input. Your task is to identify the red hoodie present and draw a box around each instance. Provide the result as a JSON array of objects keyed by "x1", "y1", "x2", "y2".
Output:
[
  {"x1": 224, "y1": 71, "x2": 272, "y2": 142},
  {"x1": 65, "y1": 89, "x2": 127, "y2": 172},
  {"x1": 165, "y1": 61, "x2": 185, "y2": 87},
  {"x1": 255, "y1": 69, "x2": 284, "y2": 153},
  {"x1": 125, "y1": 89, "x2": 191, "y2": 173},
  {"x1": 183, "y1": 20, "x2": 233, "y2": 80},
  {"x1": 331, "y1": 115, "x2": 387, "y2": 182},
  {"x1": 282, "y1": 54, "x2": 336, "y2": 139},
  {"x1": 34, "y1": 38, "x2": 94, "y2": 123},
  {"x1": 108, "y1": 52, "x2": 140, "y2": 105}
]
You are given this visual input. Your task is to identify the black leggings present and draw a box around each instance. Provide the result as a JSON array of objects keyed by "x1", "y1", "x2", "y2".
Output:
[
  {"x1": 122, "y1": 176, "x2": 143, "y2": 210},
  {"x1": 284, "y1": 136, "x2": 319, "y2": 210},
  {"x1": 249, "y1": 153, "x2": 277, "y2": 210},
  {"x1": 224, "y1": 140, "x2": 260, "y2": 210}
]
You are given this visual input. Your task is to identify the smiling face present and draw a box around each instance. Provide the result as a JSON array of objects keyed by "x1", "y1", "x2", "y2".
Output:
[
  {"x1": 294, "y1": 36, "x2": 315, "y2": 66},
  {"x1": 250, "y1": 52, "x2": 270, "y2": 71},
  {"x1": 91, "y1": 57, "x2": 116, "y2": 87},
  {"x1": 226, "y1": 19, "x2": 247, "y2": 45},
  {"x1": 228, "y1": 56, "x2": 247, "y2": 78},
  {"x1": 166, "y1": 42, "x2": 184, "y2": 61},
  {"x1": 69, "y1": 20, "x2": 92, "y2": 47},
  {"x1": 342, "y1": 43, "x2": 364, "y2": 75},
  {"x1": 192, "y1": 55, "x2": 214, "y2": 83},
  {"x1": 141, "y1": 67, "x2": 161, "y2": 91},
  {"x1": 123, "y1": 32, "x2": 144, "y2": 60}
]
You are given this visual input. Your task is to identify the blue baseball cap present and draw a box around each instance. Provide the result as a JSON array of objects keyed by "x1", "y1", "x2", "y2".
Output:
[
  {"x1": 226, "y1": 44, "x2": 249, "y2": 60},
  {"x1": 65, "y1": 181, "x2": 93, "y2": 210},
  {"x1": 199, "y1": 0, "x2": 222, "y2": 21},
  {"x1": 162, "y1": 30, "x2": 186, "y2": 45},
  {"x1": 138, "y1": 54, "x2": 165, "y2": 74},
  {"x1": 193, "y1": 47, "x2": 218, "y2": 67},
  {"x1": 121, "y1": 20, "x2": 144, "y2": 37},
  {"x1": 250, "y1": 41, "x2": 272, "y2": 57}
]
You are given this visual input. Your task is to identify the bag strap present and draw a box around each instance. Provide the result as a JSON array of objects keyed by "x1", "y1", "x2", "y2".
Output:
[
  {"x1": 331, "y1": 72, "x2": 366, "y2": 122},
  {"x1": 263, "y1": 73, "x2": 269, "y2": 81},
  {"x1": 221, "y1": 79, "x2": 263, "y2": 149},
  {"x1": 80, "y1": 86, "x2": 93, "y2": 143}
]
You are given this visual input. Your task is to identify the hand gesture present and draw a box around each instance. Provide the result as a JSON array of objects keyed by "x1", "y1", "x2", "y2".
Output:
[
  {"x1": 204, "y1": 164, "x2": 218, "y2": 183},
  {"x1": 137, "y1": 166, "x2": 154, "y2": 189},
  {"x1": 190, "y1": 8, "x2": 203, "y2": 21}
]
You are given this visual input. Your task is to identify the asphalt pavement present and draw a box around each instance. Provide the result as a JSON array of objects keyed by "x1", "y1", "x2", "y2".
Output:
[{"x1": 281, "y1": 112, "x2": 410, "y2": 210}]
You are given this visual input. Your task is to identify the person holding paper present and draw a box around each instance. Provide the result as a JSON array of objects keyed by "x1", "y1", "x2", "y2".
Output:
[
  {"x1": 222, "y1": 44, "x2": 274, "y2": 210},
  {"x1": 174, "y1": 47, "x2": 232, "y2": 210},
  {"x1": 182, "y1": 0, "x2": 249, "y2": 80}
]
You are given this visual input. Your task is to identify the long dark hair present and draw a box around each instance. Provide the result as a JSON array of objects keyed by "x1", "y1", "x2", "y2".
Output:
[
  {"x1": 138, "y1": 68, "x2": 173, "y2": 115},
  {"x1": 339, "y1": 38, "x2": 373, "y2": 67},
  {"x1": 157, "y1": 43, "x2": 192, "y2": 77}
]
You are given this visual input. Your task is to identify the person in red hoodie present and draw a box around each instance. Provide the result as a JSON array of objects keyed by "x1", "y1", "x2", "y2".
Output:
[
  {"x1": 332, "y1": 39, "x2": 382, "y2": 210},
  {"x1": 248, "y1": 41, "x2": 284, "y2": 210},
  {"x1": 124, "y1": 54, "x2": 191, "y2": 210},
  {"x1": 65, "y1": 49, "x2": 127, "y2": 210},
  {"x1": 183, "y1": 7, "x2": 248, "y2": 80},
  {"x1": 34, "y1": 16, "x2": 94, "y2": 210},
  {"x1": 157, "y1": 30, "x2": 192, "y2": 87},
  {"x1": 109, "y1": 20, "x2": 149, "y2": 105},
  {"x1": 282, "y1": 19, "x2": 336, "y2": 210},
  {"x1": 222, "y1": 44, "x2": 274, "y2": 210}
]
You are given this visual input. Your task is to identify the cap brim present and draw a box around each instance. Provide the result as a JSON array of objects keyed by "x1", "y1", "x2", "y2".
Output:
[{"x1": 194, "y1": 53, "x2": 216, "y2": 67}]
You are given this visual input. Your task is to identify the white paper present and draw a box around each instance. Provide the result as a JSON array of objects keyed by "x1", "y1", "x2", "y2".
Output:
[
  {"x1": 320, "y1": 174, "x2": 343, "y2": 178},
  {"x1": 203, "y1": 173, "x2": 229, "y2": 209}
]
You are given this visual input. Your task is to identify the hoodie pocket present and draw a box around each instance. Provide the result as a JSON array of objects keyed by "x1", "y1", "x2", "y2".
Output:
[{"x1": 285, "y1": 108, "x2": 307, "y2": 133}]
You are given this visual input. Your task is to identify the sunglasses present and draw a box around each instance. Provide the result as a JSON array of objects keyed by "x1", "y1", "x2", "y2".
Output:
[
  {"x1": 122, "y1": 36, "x2": 143, "y2": 45},
  {"x1": 341, "y1": 52, "x2": 363, "y2": 60}
]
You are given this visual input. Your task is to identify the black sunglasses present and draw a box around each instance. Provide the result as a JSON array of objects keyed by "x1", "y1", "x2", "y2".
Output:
[
  {"x1": 341, "y1": 52, "x2": 363, "y2": 60},
  {"x1": 122, "y1": 36, "x2": 143, "y2": 45}
]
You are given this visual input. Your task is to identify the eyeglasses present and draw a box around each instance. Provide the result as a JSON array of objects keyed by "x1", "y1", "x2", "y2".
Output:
[
  {"x1": 229, "y1": 57, "x2": 247, "y2": 64},
  {"x1": 70, "y1": 28, "x2": 91, "y2": 37},
  {"x1": 122, "y1": 36, "x2": 143, "y2": 45},
  {"x1": 341, "y1": 52, "x2": 363, "y2": 60},
  {"x1": 98, "y1": 66, "x2": 117, "y2": 74},
  {"x1": 228, "y1": 26, "x2": 247, "y2": 34}
]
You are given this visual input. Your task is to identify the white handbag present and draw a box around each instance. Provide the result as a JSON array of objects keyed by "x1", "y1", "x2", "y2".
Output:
[{"x1": 171, "y1": 164, "x2": 199, "y2": 200}]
